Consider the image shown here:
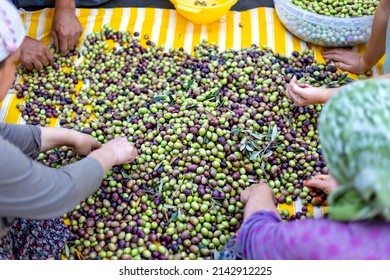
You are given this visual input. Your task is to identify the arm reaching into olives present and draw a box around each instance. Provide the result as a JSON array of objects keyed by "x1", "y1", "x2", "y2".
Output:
[
  {"x1": 40, "y1": 129, "x2": 137, "y2": 171},
  {"x1": 285, "y1": 76, "x2": 338, "y2": 106},
  {"x1": 19, "y1": 37, "x2": 55, "y2": 70},
  {"x1": 303, "y1": 174, "x2": 338, "y2": 195},
  {"x1": 0, "y1": 135, "x2": 137, "y2": 219},
  {"x1": 322, "y1": 0, "x2": 390, "y2": 75},
  {"x1": 40, "y1": 127, "x2": 101, "y2": 156},
  {"x1": 322, "y1": 49, "x2": 369, "y2": 75},
  {"x1": 240, "y1": 183, "x2": 279, "y2": 220},
  {"x1": 286, "y1": 72, "x2": 390, "y2": 106},
  {"x1": 51, "y1": 0, "x2": 82, "y2": 56}
]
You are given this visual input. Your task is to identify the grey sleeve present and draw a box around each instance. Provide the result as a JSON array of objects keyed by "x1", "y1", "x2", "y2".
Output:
[
  {"x1": 0, "y1": 137, "x2": 105, "y2": 219},
  {"x1": 0, "y1": 123, "x2": 41, "y2": 159}
]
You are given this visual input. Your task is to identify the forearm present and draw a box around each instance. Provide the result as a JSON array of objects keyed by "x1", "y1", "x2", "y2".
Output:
[
  {"x1": 317, "y1": 87, "x2": 339, "y2": 104},
  {"x1": 0, "y1": 140, "x2": 104, "y2": 219},
  {"x1": 377, "y1": 72, "x2": 390, "y2": 79},
  {"x1": 55, "y1": 0, "x2": 76, "y2": 10},
  {"x1": 244, "y1": 187, "x2": 279, "y2": 220},
  {"x1": 87, "y1": 148, "x2": 117, "y2": 174},
  {"x1": 40, "y1": 127, "x2": 79, "y2": 153},
  {"x1": 363, "y1": 0, "x2": 390, "y2": 68}
]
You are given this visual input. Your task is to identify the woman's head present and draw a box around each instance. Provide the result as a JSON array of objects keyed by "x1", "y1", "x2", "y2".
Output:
[
  {"x1": 319, "y1": 79, "x2": 390, "y2": 221},
  {"x1": 0, "y1": 0, "x2": 26, "y2": 100}
]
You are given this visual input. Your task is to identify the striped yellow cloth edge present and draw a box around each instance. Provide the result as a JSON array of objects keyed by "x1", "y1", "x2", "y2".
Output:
[{"x1": 0, "y1": 7, "x2": 384, "y2": 219}]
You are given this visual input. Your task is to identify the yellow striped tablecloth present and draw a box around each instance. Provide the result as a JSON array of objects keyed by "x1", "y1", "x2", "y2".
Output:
[{"x1": 0, "y1": 7, "x2": 384, "y2": 219}]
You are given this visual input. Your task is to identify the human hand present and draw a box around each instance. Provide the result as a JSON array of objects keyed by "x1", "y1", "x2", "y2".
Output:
[
  {"x1": 240, "y1": 183, "x2": 272, "y2": 204},
  {"x1": 19, "y1": 37, "x2": 54, "y2": 70},
  {"x1": 285, "y1": 76, "x2": 331, "y2": 106},
  {"x1": 303, "y1": 174, "x2": 338, "y2": 195},
  {"x1": 100, "y1": 137, "x2": 138, "y2": 165},
  {"x1": 322, "y1": 48, "x2": 369, "y2": 75},
  {"x1": 70, "y1": 131, "x2": 102, "y2": 156},
  {"x1": 51, "y1": 8, "x2": 82, "y2": 56}
]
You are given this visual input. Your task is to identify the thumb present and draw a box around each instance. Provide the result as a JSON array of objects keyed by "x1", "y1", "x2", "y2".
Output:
[{"x1": 92, "y1": 140, "x2": 102, "y2": 150}]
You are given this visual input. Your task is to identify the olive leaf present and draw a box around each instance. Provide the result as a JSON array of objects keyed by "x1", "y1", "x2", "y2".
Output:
[
  {"x1": 338, "y1": 72, "x2": 348, "y2": 82},
  {"x1": 277, "y1": 174, "x2": 285, "y2": 185},
  {"x1": 168, "y1": 93, "x2": 174, "y2": 104},
  {"x1": 187, "y1": 103, "x2": 199, "y2": 110},
  {"x1": 178, "y1": 209, "x2": 183, "y2": 220},
  {"x1": 64, "y1": 243, "x2": 70, "y2": 259},
  {"x1": 211, "y1": 198, "x2": 222, "y2": 206},
  {"x1": 127, "y1": 114, "x2": 138, "y2": 122},
  {"x1": 154, "y1": 162, "x2": 162, "y2": 171},
  {"x1": 158, "y1": 180, "x2": 164, "y2": 194},
  {"x1": 247, "y1": 131, "x2": 265, "y2": 140},
  {"x1": 271, "y1": 125, "x2": 278, "y2": 140},
  {"x1": 246, "y1": 145, "x2": 254, "y2": 152},
  {"x1": 170, "y1": 211, "x2": 178, "y2": 222},
  {"x1": 121, "y1": 172, "x2": 131, "y2": 179},
  {"x1": 250, "y1": 150, "x2": 262, "y2": 161},
  {"x1": 260, "y1": 161, "x2": 265, "y2": 171},
  {"x1": 263, "y1": 151, "x2": 273, "y2": 158},
  {"x1": 185, "y1": 79, "x2": 195, "y2": 91},
  {"x1": 163, "y1": 204, "x2": 176, "y2": 209},
  {"x1": 231, "y1": 128, "x2": 241, "y2": 137},
  {"x1": 152, "y1": 95, "x2": 165, "y2": 102}
]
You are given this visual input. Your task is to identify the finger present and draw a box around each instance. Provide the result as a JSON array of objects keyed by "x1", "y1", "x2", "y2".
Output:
[
  {"x1": 91, "y1": 140, "x2": 102, "y2": 150},
  {"x1": 303, "y1": 178, "x2": 328, "y2": 192},
  {"x1": 285, "y1": 87, "x2": 299, "y2": 104},
  {"x1": 68, "y1": 37, "x2": 76, "y2": 52},
  {"x1": 23, "y1": 62, "x2": 34, "y2": 71},
  {"x1": 334, "y1": 62, "x2": 353, "y2": 72},
  {"x1": 290, "y1": 81, "x2": 306, "y2": 95},
  {"x1": 38, "y1": 54, "x2": 50, "y2": 67},
  {"x1": 73, "y1": 32, "x2": 82, "y2": 49},
  {"x1": 322, "y1": 48, "x2": 349, "y2": 56},
  {"x1": 312, "y1": 174, "x2": 326, "y2": 180},
  {"x1": 52, "y1": 32, "x2": 59, "y2": 53},
  {"x1": 322, "y1": 52, "x2": 348, "y2": 62},
  {"x1": 44, "y1": 48, "x2": 55, "y2": 65},
  {"x1": 33, "y1": 60, "x2": 44, "y2": 70},
  {"x1": 285, "y1": 87, "x2": 294, "y2": 100},
  {"x1": 59, "y1": 37, "x2": 69, "y2": 56},
  {"x1": 290, "y1": 75, "x2": 297, "y2": 84}
]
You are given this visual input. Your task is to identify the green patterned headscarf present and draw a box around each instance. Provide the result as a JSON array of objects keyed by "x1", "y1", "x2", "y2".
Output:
[{"x1": 319, "y1": 79, "x2": 390, "y2": 221}]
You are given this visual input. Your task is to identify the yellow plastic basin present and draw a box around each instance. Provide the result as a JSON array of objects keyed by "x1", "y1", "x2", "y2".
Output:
[{"x1": 170, "y1": 0, "x2": 237, "y2": 24}]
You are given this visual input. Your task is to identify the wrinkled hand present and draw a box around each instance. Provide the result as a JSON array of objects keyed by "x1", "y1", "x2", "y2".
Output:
[
  {"x1": 303, "y1": 174, "x2": 338, "y2": 195},
  {"x1": 19, "y1": 37, "x2": 54, "y2": 70},
  {"x1": 322, "y1": 48, "x2": 369, "y2": 75},
  {"x1": 51, "y1": 9, "x2": 82, "y2": 56},
  {"x1": 285, "y1": 76, "x2": 328, "y2": 106},
  {"x1": 240, "y1": 183, "x2": 271, "y2": 204},
  {"x1": 100, "y1": 137, "x2": 138, "y2": 165},
  {"x1": 71, "y1": 131, "x2": 102, "y2": 156}
]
